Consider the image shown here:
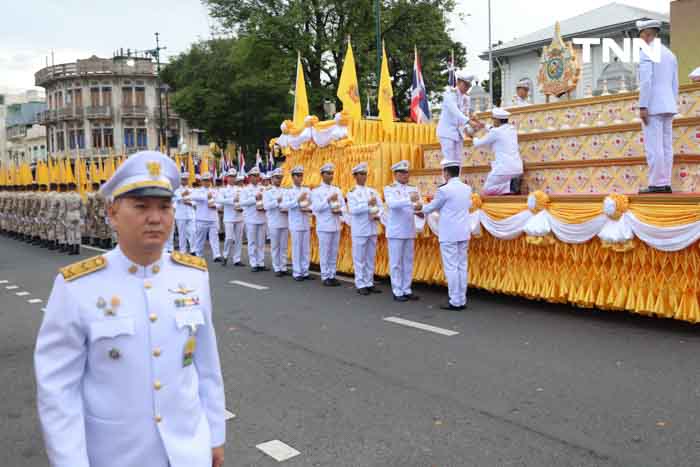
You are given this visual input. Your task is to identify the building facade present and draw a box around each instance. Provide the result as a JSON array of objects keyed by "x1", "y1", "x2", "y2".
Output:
[
  {"x1": 1, "y1": 91, "x2": 47, "y2": 164},
  {"x1": 478, "y1": 3, "x2": 669, "y2": 106},
  {"x1": 35, "y1": 53, "x2": 207, "y2": 158}
]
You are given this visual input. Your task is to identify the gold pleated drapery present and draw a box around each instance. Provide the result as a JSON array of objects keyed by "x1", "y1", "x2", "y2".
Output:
[{"x1": 279, "y1": 142, "x2": 700, "y2": 324}]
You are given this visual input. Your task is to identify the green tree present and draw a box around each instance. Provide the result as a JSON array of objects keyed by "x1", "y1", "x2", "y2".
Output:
[
  {"x1": 204, "y1": 0, "x2": 466, "y2": 118},
  {"x1": 162, "y1": 36, "x2": 293, "y2": 155}
]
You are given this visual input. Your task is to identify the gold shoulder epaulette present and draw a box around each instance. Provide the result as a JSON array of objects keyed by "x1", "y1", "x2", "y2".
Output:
[
  {"x1": 408, "y1": 184, "x2": 416, "y2": 188},
  {"x1": 349, "y1": 187, "x2": 355, "y2": 192},
  {"x1": 171, "y1": 251, "x2": 208, "y2": 271},
  {"x1": 60, "y1": 255, "x2": 107, "y2": 282}
]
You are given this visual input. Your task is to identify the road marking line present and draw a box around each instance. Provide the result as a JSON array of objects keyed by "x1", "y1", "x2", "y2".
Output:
[
  {"x1": 383, "y1": 317, "x2": 459, "y2": 337},
  {"x1": 307, "y1": 271, "x2": 354, "y2": 283},
  {"x1": 15, "y1": 291, "x2": 30, "y2": 296},
  {"x1": 229, "y1": 280, "x2": 269, "y2": 291},
  {"x1": 28, "y1": 298, "x2": 43, "y2": 304},
  {"x1": 6, "y1": 285, "x2": 18, "y2": 290},
  {"x1": 0, "y1": 280, "x2": 8, "y2": 284},
  {"x1": 82, "y1": 244, "x2": 108, "y2": 253},
  {"x1": 225, "y1": 409, "x2": 236, "y2": 421},
  {"x1": 256, "y1": 440, "x2": 300, "y2": 462}
]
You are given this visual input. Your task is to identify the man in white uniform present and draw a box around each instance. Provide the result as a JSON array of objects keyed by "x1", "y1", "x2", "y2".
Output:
[
  {"x1": 216, "y1": 169, "x2": 245, "y2": 267},
  {"x1": 436, "y1": 72, "x2": 474, "y2": 165},
  {"x1": 282, "y1": 165, "x2": 313, "y2": 281},
  {"x1": 383, "y1": 160, "x2": 422, "y2": 302},
  {"x1": 240, "y1": 167, "x2": 268, "y2": 272},
  {"x1": 311, "y1": 162, "x2": 346, "y2": 287},
  {"x1": 263, "y1": 168, "x2": 290, "y2": 276},
  {"x1": 173, "y1": 172, "x2": 196, "y2": 254},
  {"x1": 190, "y1": 173, "x2": 222, "y2": 261},
  {"x1": 470, "y1": 107, "x2": 524, "y2": 195},
  {"x1": 513, "y1": 79, "x2": 531, "y2": 107},
  {"x1": 422, "y1": 159, "x2": 472, "y2": 310},
  {"x1": 347, "y1": 162, "x2": 383, "y2": 295},
  {"x1": 637, "y1": 19, "x2": 679, "y2": 194},
  {"x1": 34, "y1": 151, "x2": 226, "y2": 467}
]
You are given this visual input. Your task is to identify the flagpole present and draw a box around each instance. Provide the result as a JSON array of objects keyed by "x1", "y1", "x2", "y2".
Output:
[
  {"x1": 375, "y1": 0, "x2": 381, "y2": 91},
  {"x1": 488, "y1": 0, "x2": 493, "y2": 106}
]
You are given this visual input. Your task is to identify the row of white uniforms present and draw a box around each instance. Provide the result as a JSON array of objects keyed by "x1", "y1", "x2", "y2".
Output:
[
  {"x1": 34, "y1": 247, "x2": 226, "y2": 467},
  {"x1": 189, "y1": 186, "x2": 222, "y2": 260},
  {"x1": 239, "y1": 183, "x2": 267, "y2": 268},
  {"x1": 263, "y1": 185, "x2": 290, "y2": 273},
  {"x1": 173, "y1": 185, "x2": 196, "y2": 254},
  {"x1": 436, "y1": 87, "x2": 470, "y2": 165},
  {"x1": 383, "y1": 181, "x2": 421, "y2": 298},
  {"x1": 638, "y1": 42, "x2": 679, "y2": 187},
  {"x1": 311, "y1": 182, "x2": 346, "y2": 281},
  {"x1": 472, "y1": 123, "x2": 524, "y2": 195},
  {"x1": 347, "y1": 184, "x2": 384, "y2": 290},
  {"x1": 281, "y1": 184, "x2": 312, "y2": 278},
  {"x1": 422, "y1": 177, "x2": 473, "y2": 307},
  {"x1": 215, "y1": 185, "x2": 245, "y2": 264}
]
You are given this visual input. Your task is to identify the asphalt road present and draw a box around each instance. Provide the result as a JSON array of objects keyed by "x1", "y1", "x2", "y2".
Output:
[{"x1": 1, "y1": 237, "x2": 699, "y2": 467}]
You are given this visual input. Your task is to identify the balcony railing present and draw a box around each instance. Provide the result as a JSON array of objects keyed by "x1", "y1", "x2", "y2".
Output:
[
  {"x1": 38, "y1": 110, "x2": 57, "y2": 124},
  {"x1": 86, "y1": 106, "x2": 113, "y2": 119},
  {"x1": 121, "y1": 105, "x2": 148, "y2": 118},
  {"x1": 57, "y1": 107, "x2": 84, "y2": 120}
]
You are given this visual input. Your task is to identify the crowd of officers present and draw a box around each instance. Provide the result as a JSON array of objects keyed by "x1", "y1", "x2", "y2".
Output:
[{"x1": 0, "y1": 182, "x2": 115, "y2": 255}]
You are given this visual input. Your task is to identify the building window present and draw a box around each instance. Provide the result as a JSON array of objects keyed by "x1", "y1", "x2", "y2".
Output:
[
  {"x1": 124, "y1": 128, "x2": 135, "y2": 148},
  {"x1": 56, "y1": 91, "x2": 63, "y2": 108},
  {"x1": 56, "y1": 131, "x2": 65, "y2": 151},
  {"x1": 135, "y1": 87, "x2": 145, "y2": 106},
  {"x1": 92, "y1": 128, "x2": 103, "y2": 148},
  {"x1": 137, "y1": 128, "x2": 148, "y2": 148},
  {"x1": 102, "y1": 87, "x2": 112, "y2": 107},
  {"x1": 74, "y1": 89, "x2": 83, "y2": 108},
  {"x1": 69, "y1": 130, "x2": 77, "y2": 150},
  {"x1": 90, "y1": 88, "x2": 100, "y2": 107},
  {"x1": 104, "y1": 128, "x2": 114, "y2": 148},
  {"x1": 122, "y1": 87, "x2": 133, "y2": 106},
  {"x1": 197, "y1": 132, "x2": 209, "y2": 146}
]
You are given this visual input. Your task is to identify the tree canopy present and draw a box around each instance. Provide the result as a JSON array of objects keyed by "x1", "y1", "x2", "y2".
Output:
[{"x1": 163, "y1": 0, "x2": 466, "y2": 151}]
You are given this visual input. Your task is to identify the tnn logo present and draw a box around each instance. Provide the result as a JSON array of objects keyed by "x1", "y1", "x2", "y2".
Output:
[{"x1": 572, "y1": 38, "x2": 662, "y2": 64}]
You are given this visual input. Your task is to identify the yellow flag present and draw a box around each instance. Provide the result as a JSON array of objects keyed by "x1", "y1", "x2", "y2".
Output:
[
  {"x1": 337, "y1": 38, "x2": 361, "y2": 121},
  {"x1": 187, "y1": 154, "x2": 196, "y2": 185},
  {"x1": 200, "y1": 153, "x2": 210, "y2": 176},
  {"x1": 293, "y1": 52, "x2": 309, "y2": 128},
  {"x1": 65, "y1": 158, "x2": 75, "y2": 184},
  {"x1": 378, "y1": 42, "x2": 395, "y2": 134},
  {"x1": 105, "y1": 157, "x2": 116, "y2": 180}
]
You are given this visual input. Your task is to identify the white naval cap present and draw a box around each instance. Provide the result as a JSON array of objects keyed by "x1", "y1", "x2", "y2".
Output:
[
  {"x1": 320, "y1": 162, "x2": 335, "y2": 173},
  {"x1": 636, "y1": 19, "x2": 662, "y2": 31},
  {"x1": 180, "y1": 172, "x2": 189, "y2": 179},
  {"x1": 391, "y1": 160, "x2": 410, "y2": 172},
  {"x1": 271, "y1": 168, "x2": 284, "y2": 177},
  {"x1": 195, "y1": 174, "x2": 202, "y2": 181},
  {"x1": 492, "y1": 107, "x2": 511, "y2": 119},
  {"x1": 262, "y1": 172, "x2": 271, "y2": 180},
  {"x1": 248, "y1": 167, "x2": 261, "y2": 176},
  {"x1": 99, "y1": 151, "x2": 180, "y2": 199},
  {"x1": 352, "y1": 162, "x2": 368, "y2": 174},
  {"x1": 516, "y1": 79, "x2": 530, "y2": 89},
  {"x1": 235, "y1": 173, "x2": 245, "y2": 181},
  {"x1": 291, "y1": 165, "x2": 304, "y2": 175},
  {"x1": 440, "y1": 159, "x2": 461, "y2": 168},
  {"x1": 456, "y1": 71, "x2": 475, "y2": 83},
  {"x1": 226, "y1": 168, "x2": 237, "y2": 177},
  {"x1": 200, "y1": 172, "x2": 212, "y2": 181},
  {"x1": 689, "y1": 67, "x2": 700, "y2": 81}
]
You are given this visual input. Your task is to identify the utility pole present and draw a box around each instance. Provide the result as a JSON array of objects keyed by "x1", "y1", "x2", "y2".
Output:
[
  {"x1": 154, "y1": 32, "x2": 166, "y2": 153},
  {"x1": 375, "y1": 0, "x2": 381, "y2": 98}
]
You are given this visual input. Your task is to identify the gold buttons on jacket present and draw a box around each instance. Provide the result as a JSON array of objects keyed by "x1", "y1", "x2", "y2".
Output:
[
  {"x1": 128, "y1": 265, "x2": 138, "y2": 274},
  {"x1": 152, "y1": 265, "x2": 160, "y2": 274},
  {"x1": 149, "y1": 313, "x2": 158, "y2": 322},
  {"x1": 153, "y1": 348, "x2": 162, "y2": 357},
  {"x1": 155, "y1": 415, "x2": 162, "y2": 423},
  {"x1": 154, "y1": 380, "x2": 162, "y2": 390},
  {"x1": 144, "y1": 281, "x2": 152, "y2": 289}
]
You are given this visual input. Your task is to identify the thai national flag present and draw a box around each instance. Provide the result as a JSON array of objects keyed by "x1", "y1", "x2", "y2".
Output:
[{"x1": 410, "y1": 47, "x2": 431, "y2": 124}]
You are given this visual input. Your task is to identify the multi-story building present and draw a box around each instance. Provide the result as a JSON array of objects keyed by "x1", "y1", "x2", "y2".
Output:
[
  {"x1": 0, "y1": 91, "x2": 47, "y2": 164},
  {"x1": 35, "y1": 52, "x2": 207, "y2": 158}
]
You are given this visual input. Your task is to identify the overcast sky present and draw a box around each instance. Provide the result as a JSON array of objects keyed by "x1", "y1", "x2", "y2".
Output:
[{"x1": 0, "y1": 0, "x2": 671, "y2": 95}]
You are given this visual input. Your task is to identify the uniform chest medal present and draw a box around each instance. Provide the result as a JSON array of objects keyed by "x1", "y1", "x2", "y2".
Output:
[{"x1": 183, "y1": 334, "x2": 196, "y2": 367}]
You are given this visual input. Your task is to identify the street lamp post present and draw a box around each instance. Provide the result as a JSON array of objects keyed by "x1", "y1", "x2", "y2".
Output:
[
  {"x1": 162, "y1": 83, "x2": 171, "y2": 156},
  {"x1": 488, "y1": 0, "x2": 493, "y2": 106}
]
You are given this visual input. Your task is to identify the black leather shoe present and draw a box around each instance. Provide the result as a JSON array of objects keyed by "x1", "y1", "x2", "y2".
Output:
[
  {"x1": 323, "y1": 279, "x2": 333, "y2": 286},
  {"x1": 304, "y1": 275, "x2": 315, "y2": 280},
  {"x1": 294, "y1": 276, "x2": 305, "y2": 282},
  {"x1": 275, "y1": 271, "x2": 284, "y2": 277},
  {"x1": 405, "y1": 294, "x2": 420, "y2": 301},
  {"x1": 251, "y1": 267, "x2": 261, "y2": 272},
  {"x1": 213, "y1": 257, "x2": 222, "y2": 263},
  {"x1": 509, "y1": 176, "x2": 523, "y2": 195},
  {"x1": 393, "y1": 294, "x2": 409, "y2": 302},
  {"x1": 368, "y1": 287, "x2": 382, "y2": 294},
  {"x1": 328, "y1": 278, "x2": 341, "y2": 287},
  {"x1": 439, "y1": 303, "x2": 465, "y2": 311},
  {"x1": 221, "y1": 259, "x2": 228, "y2": 267},
  {"x1": 662, "y1": 185, "x2": 673, "y2": 193},
  {"x1": 233, "y1": 262, "x2": 244, "y2": 267},
  {"x1": 639, "y1": 185, "x2": 669, "y2": 194},
  {"x1": 261, "y1": 266, "x2": 270, "y2": 271},
  {"x1": 357, "y1": 288, "x2": 370, "y2": 296}
]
